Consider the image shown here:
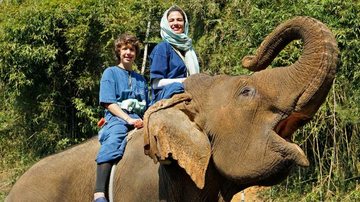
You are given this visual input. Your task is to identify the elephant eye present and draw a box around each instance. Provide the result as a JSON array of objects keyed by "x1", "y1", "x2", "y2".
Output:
[{"x1": 239, "y1": 86, "x2": 255, "y2": 97}]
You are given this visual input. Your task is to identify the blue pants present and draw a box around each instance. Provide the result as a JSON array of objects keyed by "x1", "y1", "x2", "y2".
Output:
[
  {"x1": 150, "y1": 82, "x2": 184, "y2": 106},
  {"x1": 96, "y1": 114, "x2": 138, "y2": 164}
]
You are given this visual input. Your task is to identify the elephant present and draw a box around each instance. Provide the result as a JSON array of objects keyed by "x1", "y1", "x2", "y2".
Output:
[{"x1": 6, "y1": 16, "x2": 339, "y2": 202}]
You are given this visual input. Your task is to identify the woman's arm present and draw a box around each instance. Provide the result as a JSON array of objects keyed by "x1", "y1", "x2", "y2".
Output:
[{"x1": 152, "y1": 78, "x2": 186, "y2": 89}]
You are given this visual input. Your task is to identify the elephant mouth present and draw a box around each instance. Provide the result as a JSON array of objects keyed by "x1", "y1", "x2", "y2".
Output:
[
  {"x1": 274, "y1": 111, "x2": 310, "y2": 140},
  {"x1": 272, "y1": 112, "x2": 310, "y2": 167}
]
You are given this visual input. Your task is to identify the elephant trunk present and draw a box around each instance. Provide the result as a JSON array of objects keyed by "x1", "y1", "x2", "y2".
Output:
[{"x1": 243, "y1": 16, "x2": 339, "y2": 121}]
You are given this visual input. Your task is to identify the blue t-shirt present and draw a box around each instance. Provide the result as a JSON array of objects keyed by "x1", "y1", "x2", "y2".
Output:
[
  {"x1": 149, "y1": 41, "x2": 187, "y2": 101},
  {"x1": 99, "y1": 66, "x2": 148, "y2": 122}
]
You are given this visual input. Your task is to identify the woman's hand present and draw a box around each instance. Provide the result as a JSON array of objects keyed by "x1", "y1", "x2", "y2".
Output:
[{"x1": 126, "y1": 118, "x2": 143, "y2": 129}]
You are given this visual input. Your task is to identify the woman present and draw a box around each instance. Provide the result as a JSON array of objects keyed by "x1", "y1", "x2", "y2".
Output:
[
  {"x1": 149, "y1": 5, "x2": 200, "y2": 105},
  {"x1": 94, "y1": 33, "x2": 147, "y2": 202}
]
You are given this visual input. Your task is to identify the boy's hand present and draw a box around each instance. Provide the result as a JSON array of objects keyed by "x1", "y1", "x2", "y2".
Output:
[
  {"x1": 133, "y1": 119, "x2": 143, "y2": 129},
  {"x1": 127, "y1": 118, "x2": 143, "y2": 129}
]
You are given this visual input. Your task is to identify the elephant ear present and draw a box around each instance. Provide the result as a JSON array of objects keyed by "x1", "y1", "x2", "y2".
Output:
[{"x1": 144, "y1": 93, "x2": 211, "y2": 189}]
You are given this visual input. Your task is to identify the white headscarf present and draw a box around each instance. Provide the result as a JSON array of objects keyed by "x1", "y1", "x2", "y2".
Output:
[{"x1": 160, "y1": 5, "x2": 200, "y2": 75}]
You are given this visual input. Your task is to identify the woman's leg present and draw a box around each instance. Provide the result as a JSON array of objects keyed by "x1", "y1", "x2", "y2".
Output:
[{"x1": 151, "y1": 82, "x2": 184, "y2": 105}]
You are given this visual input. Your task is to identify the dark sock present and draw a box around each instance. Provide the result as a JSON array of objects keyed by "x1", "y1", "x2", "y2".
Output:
[{"x1": 95, "y1": 162, "x2": 112, "y2": 193}]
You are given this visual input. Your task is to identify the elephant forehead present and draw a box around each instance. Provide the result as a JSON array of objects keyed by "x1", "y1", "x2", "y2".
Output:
[
  {"x1": 186, "y1": 74, "x2": 242, "y2": 97},
  {"x1": 205, "y1": 79, "x2": 245, "y2": 102}
]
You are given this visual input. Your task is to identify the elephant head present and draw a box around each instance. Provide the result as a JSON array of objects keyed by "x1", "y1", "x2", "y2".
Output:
[{"x1": 144, "y1": 16, "x2": 339, "y2": 192}]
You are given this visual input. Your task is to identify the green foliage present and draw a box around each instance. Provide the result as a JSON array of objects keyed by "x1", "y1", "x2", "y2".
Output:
[
  {"x1": 0, "y1": 0, "x2": 359, "y2": 200},
  {"x1": 0, "y1": 0, "x2": 149, "y2": 156}
]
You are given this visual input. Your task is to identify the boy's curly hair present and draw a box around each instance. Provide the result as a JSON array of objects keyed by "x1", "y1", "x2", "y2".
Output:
[{"x1": 114, "y1": 33, "x2": 140, "y2": 63}]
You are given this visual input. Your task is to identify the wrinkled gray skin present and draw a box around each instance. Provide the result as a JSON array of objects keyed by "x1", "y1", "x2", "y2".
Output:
[{"x1": 6, "y1": 16, "x2": 339, "y2": 202}]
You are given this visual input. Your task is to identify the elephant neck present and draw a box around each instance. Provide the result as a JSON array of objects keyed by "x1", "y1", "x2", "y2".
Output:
[
  {"x1": 218, "y1": 176, "x2": 249, "y2": 201},
  {"x1": 201, "y1": 159, "x2": 248, "y2": 201}
]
